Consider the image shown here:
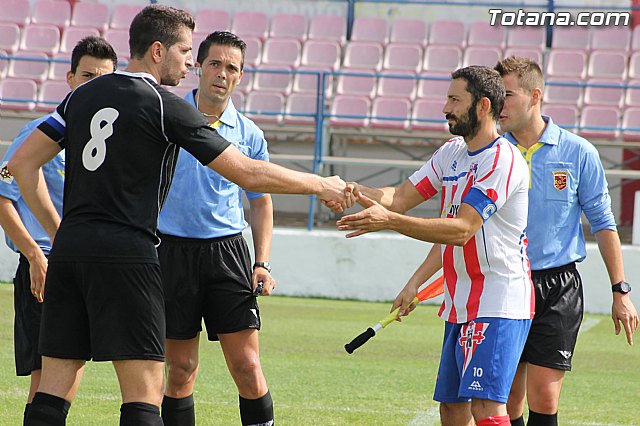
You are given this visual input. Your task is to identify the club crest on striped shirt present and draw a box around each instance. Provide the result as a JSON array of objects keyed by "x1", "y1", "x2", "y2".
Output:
[
  {"x1": 459, "y1": 321, "x2": 489, "y2": 375},
  {"x1": 553, "y1": 170, "x2": 568, "y2": 191}
]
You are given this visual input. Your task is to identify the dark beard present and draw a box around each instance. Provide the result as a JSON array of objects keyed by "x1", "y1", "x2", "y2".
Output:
[{"x1": 447, "y1": 99, "x2": 481, "y2": 140}]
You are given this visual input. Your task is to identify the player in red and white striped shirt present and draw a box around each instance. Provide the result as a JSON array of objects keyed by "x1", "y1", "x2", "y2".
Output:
[{"x1": 338, "y1": 66, "x2": 534, "y2": 426}]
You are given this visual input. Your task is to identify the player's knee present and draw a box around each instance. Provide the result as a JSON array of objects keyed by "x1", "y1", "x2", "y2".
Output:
[
  {"x1": 166, "y1": 357, "x2": 199, "y2": 388},
  {"x1": 229, "y1": 356, "x2": 261, "y2": 379}
]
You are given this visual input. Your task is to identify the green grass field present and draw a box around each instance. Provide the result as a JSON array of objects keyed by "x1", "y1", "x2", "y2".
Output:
[{"x1": 0, "y1": 284, "x2": 638, "y2": 425}]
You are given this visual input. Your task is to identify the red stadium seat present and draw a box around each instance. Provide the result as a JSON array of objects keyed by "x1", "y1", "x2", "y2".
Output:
[
  {"x1": 551, "y1": 27, "x2": 589, "y2": 50},
  {"x1": 0, "y1": 77, "x2": 37, "y2": 111},
  {"x1": 579, "y1": 105, "x2": 620, "y2": 139},
  {"x1": 194, "y1": 9, "x2": 231, "y2": 34},
  {"x1": 0, "y1": 23, "x2": 21, "y2": 54},
  {"x1": 232, "y1": 11, "x2": 269, "y2": 41},
  {"x1": 411, "y1": 98, "x2": 447, "y2": 132},
  {"x1": 377, "y1": 70, "x2": 417, "y2": 100},
  {"x1": 544, "y1": 78, "x2": 583, "y2": 106},
  {"x1": 351, "y1": 17, "x2": 388, "y2": 45},
  {"x1": 541, "y1": 104, "x2": 579, "y2": 131},
  {"x1": 36, "y1": 79, "x2": 69, "y2": 112},
  {"x1": 625, "y1": 79, "x2": 640, "y2": 107},
  {"x1": 284, "y1": 93, "x2": 317, "y2": 125},
  {"x1": 20, "y1": 23, "x2": 60, "y2": 56},
  {"x1": 622, "y1": 107, "x2": 640, "y2": 141},
  {"x1": 428, "y1": 20, "x2": 466, "y2": 48},
  {"x1": 371, "y1": 97, "x2": 411, "y2": 130},
  {"x1": 60, "y1": 26, "x2": 100, "y2": 54},
  {"x1": 308, "y1": 15, "x2": 346, "y2": 46},
  {"x1": 629, "y1": 52, "x2": 640, "y2": 80},
  {"x1": 416, "y1": 72, "x2": 450, "y2": 100},
  {"x1": 301, "y1": 40, "x2": 341, "y2": 71},
  {"x1": 584, "y1": 78, "x2": 624, "y2": 107},
  {"x1": 242, "y1": 36, "x2": 262, "y2": 67},
  {"x1": 390, "y1": 19, "x2": 428, "y2": 47},
  {"x1": 633, "y1": 26, "x2": 640, "y2": 51},
  {"x1": 48, "y1": 52, "x2": 70, "y2": 80},
  {"x1": 463, "y1": 46, "x2": 502, "y2": 68},
  {"x1": 467, "y1": 22, "x2": 505, "y2": 49},
  {"x1": 270, "y1": 13, "x2": 307, "y2": 41},
  {"x1": 329, "y1": 95, "x2": 370, "y2": 127},
  {"x1": 71, "y1": 2, "x2": 109, "y2": 33},
  {"x1": 31, "y1": 0, "x2": 70, "y2": 30},
  {"x1": 104, "y1": 28, "x2": 129, "y2": 62},
  {"x1": 293, "y1": 66, "x2": 333, "y2": 96},
  {"x1": 343, "y1": 41, "x2": 383, "y2": 71},
  {"x1": 0, "y1": 49, "x2": 8, "y2": 79},
  {"x1": 506, "y1": 27, "x2": 546, "y2": 49},
  {"x1": 245, "y1": 91, "x2": 285, "y2": 124},
  {"x1": 336, "y1": 68, "x2": 377, "y2": 98},
  {"x1": 237, "y1": 69, "x2": 253, "y2": 94},
  {"x1": 383, "y1": 43, "x2": 422, "y2": 73},
  {"x1": 422, "y1": 45, "x2": 462, "y2": 73},
  {"x1": 587, "y1": 50, "x2": 627, "y2": 80},
  {"x1": 1, "y1": 0, "x2": 30, "y2": 27},
  {"x1": 590, "y1": 27, "x2": 630, "y2": 51},
  {"x1": 253, "y1": 64, "x2": 294, "y2": 94},
  {"x1": 109, "y1": 4, "x2": 144, "y2": 30},
  {"x1": 546, "y1": 49, "x2": 587, "y2": 79},
  {"x1": 261, "y1": 38, "x2": 301, "y2": 67},
  {"x1": 192, "y1": 32, "x2": 207, "y2": 56},
  {"x1": 8, "y1": 50, "x2": 50, "y2": 82}
]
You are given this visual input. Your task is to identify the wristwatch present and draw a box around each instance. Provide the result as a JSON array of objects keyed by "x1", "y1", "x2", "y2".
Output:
[
  {"x1": 253, "y1": 261, "x2": 271, "y2": 273},
  {"x1": 612, "y1": 281, "x2": 631, "y2": 294}
]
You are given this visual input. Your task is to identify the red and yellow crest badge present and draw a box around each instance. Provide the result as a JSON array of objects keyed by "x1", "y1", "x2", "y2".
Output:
[{"x1": 553, "y1": 171, "x2": 568, "y2": 191}]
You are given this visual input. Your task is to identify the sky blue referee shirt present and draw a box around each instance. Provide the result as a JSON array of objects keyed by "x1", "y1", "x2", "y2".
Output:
[
  {"x1": 0, "y1": 116, "x2": 65, "y2": 255},
  {"x1": 502, "y1": 116, "x2": 617, "y2": 271},
  {"x1": 158, "y1": 89, "x2": 269, "y2": 238}
]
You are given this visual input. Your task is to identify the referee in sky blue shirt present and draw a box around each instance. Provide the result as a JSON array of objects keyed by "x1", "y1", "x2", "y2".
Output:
[
  {"x1": 157, "y1": 31, "x2": 275, "y2": 426},
  {"x1": 495, "y1": 56, "x2": 638, "y2": 426}
]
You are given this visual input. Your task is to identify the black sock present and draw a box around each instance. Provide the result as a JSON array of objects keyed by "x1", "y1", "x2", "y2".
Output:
[
  {"x1": 119, "y1": 402, "x2": 162, "y2": 426},
  {"x1": 24, "y1": 392, "x2": 70, "y2": 426},
  {"x1": 527, "y1": 410, "x2": 558, "y2": 426},
  {"x1": 510, "y1": 415, "x2": 525, "y2": 426},
  {"x1": 161, "y1": 395, "x2": 195, "y2": 426},
  {"x1": 239, "y1": 390, "x2": 274, "y2": 426}
]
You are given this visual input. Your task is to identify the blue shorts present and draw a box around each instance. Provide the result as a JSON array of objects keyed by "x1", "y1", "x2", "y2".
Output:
[{"x1": 434, "y1": 317, "x2": 531, "y2": 404}]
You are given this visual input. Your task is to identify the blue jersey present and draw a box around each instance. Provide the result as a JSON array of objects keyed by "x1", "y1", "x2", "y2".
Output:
[
  {"x1": 158, "y1": 90, "x2": 270, "y2": 238},
  {"x1": 0, "y1": 116, "x2": 65, "y2": 254},
  {"x1": 503, "y1": 116, "x2": 616, "y2": 270}
]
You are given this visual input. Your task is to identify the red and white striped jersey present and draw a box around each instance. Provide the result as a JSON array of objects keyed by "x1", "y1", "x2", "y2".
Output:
[{"x1": 409, "y1": 136, "x2": 534, "y2": 323}]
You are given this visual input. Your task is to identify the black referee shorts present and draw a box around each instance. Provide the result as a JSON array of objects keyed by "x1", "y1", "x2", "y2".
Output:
[
  {"x1": 521, "y1": 262, "x2": 583, "y2": 371},
  {"x1": 13, "y1": 254, "x2": 42, "y2": 376},
  {"x1": 158, "y1": 232, "x2": 260, "y2": 341},
  {"x1": 39, "y1": 261, "x2": 165, "y2": 362}
]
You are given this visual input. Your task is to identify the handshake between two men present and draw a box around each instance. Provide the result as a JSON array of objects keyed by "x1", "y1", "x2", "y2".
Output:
[{"x1": 322, "y1": 180, "x2": 416, "y2": 238}]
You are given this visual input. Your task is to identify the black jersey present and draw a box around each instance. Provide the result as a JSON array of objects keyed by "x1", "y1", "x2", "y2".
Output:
[{"x1": 38, "y1": 70, "x2": 231, "y2": 263}]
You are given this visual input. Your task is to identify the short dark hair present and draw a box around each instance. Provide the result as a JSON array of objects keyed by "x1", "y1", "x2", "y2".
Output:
[
  {"x1": 129, "y1": 4, "x2": 195, "y2": 60},
  {"x1": 494, "y1": 56, "x2": 545, "y2": 93},
  {"x1": 451, "y1": 66, "x2": 505, "y2": 121},
  {"x1": 70, "y1": 36, "x2": 118, "y2": 74},
  {"x1": 197, "y1": 31, "x2": 247, "y2": 70}
]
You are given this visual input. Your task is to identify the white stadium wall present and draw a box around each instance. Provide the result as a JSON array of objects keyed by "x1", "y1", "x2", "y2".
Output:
[{"x1": 1, "y1": 227, "x2": 636, "y2": 316}]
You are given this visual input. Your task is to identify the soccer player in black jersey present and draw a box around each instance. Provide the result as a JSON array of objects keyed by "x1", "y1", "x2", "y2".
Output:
[
  {"x1": 0, "y1": 36, "x2": 117, "y2": 424},
  {"x1": 8, "y1": 5, "x2": 350, "y2": 426}
]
